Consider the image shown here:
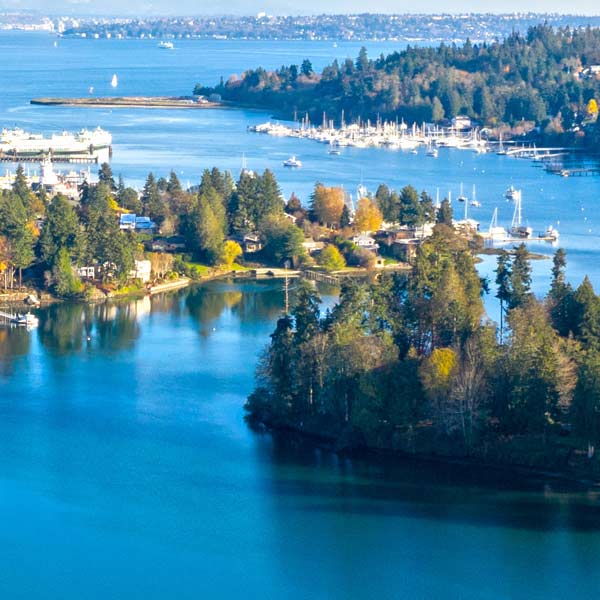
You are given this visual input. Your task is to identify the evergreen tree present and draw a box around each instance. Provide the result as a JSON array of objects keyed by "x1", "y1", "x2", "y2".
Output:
[
  {"x1": 508, "y1": 244, "x2": 532, "y2": 309},
  {"x1": 436, "y1": 198, "x2": 453, "y2": 226},
  {"x1": 98, "y1": 162, "x2": 116, "y2": 191},
  {"x1": 141, "y1": 173, "x2": 168, "y2": 227}
]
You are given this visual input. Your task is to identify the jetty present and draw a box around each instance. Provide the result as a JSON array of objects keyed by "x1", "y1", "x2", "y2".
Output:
[{"x1": 31, "y1": 96, "x2": 225, "y2": 109}]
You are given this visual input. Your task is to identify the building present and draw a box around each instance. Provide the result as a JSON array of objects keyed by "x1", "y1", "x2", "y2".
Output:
[
  {"x1": 351, "y1": 233, "x2": 379, "y2": 252},
  {"x1": 243, "y1": 233, "x2": 263, "y2": 253},
  {"x1": 301, "y1": 238, "x2": 325, "y2": 254},
  {"x1": 119, "y1": 214, "x2": 157, "y2": 232},
  {"x1": 129, "y1": 260, "x2": 152, "y2": 283}
]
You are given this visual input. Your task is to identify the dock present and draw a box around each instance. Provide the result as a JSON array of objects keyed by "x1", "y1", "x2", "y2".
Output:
[
  {"x1": 303, "y1": 270, "x2": 341, "y2": 285},
  {"x1": 545, "y1": 165, "x2": 600, "y2": 177},
  {"x1": 0, "y1": 152, "x2": 101, "y2": 164}
]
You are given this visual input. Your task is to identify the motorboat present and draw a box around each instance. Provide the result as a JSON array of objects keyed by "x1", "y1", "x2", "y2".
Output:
[
  {"x1": 504, "y1": 185, "x2": 521, "y2": 202},
  {"x1": 158, "y1": 41, "x2": 174, "y2": 50},
  {"x1": 283, "y1": 156, "x2": 302, "y2": 168}
]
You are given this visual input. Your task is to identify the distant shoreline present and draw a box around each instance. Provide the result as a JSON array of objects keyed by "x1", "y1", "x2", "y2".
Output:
[{"x1": 30, "y1": 96, "x2": 229, "y2": 109}]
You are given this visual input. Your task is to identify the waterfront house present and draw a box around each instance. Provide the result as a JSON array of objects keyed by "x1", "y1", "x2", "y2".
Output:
[
  {"x1": 392, "y1": 239, "x2": 419, "y2": 263},
  {"x1": 76, "y1": 266, "x2": 96, "y2": 279},
  {"x1": 301, "y1": 237, "x2": 325, "y2": 255},
  {"x1": 129, "y1": 259, "x2": 152, "y2": 283},
  {"x1": 351, "y1": 233, "x2": 379, "y2": 252},
  {"x1": 243, "y1": 233, "x2": 263, "y2": 253}
]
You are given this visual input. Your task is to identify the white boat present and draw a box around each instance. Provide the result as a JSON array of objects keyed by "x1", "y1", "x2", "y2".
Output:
[
  {"x1": 509, "y1": 195, "x2": 532, "y2": 238},
  {"x1": 13, "y1": 312, "x2": 39, "y2": 328},
  {"x1": 504, "y1": 185, "x2": 521, "y2": 202},
  {"x1": 283, "y1": 156, "x2": 302, "y2": 168},
  {"x1": 544, "y1": 225, "x2": 560, "y2": 240},
  {"x1": 470, "y1": 185, "x2": 480, "y2": 207},
  {"x1": 457, "y1": 183, "x2": 468, "y2": 203},
  {"x1": 426, "y1": 147, "x2": 438, "y2": 158},
  {"x1": 158, "y1": 41, "x2": 174, "y2": 50},
  {"x1": 111, "y1": 74, "x2": 118, "y2": 88},
  {"x1": 488, "y1": 208, "x2": 508, "y2": 241},
  {"x1": 328, "y1": 148, "x2": 341, "y2": 155}
]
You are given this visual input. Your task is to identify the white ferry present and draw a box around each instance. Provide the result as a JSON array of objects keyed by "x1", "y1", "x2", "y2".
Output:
[{"x1": 0, "y1": 127, "x2": 112, "y2": 156}]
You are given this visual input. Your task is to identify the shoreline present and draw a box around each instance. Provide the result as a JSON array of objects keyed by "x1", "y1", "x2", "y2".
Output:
[{"x1": 251, "y1": 417, "x2": 600, "y2": 488}]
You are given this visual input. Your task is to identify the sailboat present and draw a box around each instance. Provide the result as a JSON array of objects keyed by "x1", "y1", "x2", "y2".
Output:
[
  {"x1": 509, "y1": 194, "x2": 532, "y2": 238},
  {"x1": 470, "y1": 184, "x2": 481, "y2": 207},
  {"x1": 488, "y1": 208, "x2": 508, "y2": 241},
  {"x1": 111, "y1": 74, "x2": 118, "y2": 88},
  {"x1": 457, "y1": 182, "x2": 468, "y2": 203}
]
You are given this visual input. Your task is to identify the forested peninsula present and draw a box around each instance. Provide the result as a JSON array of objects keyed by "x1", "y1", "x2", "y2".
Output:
[
  {"x1": 198, "y1": 25, "x2": 600, "y2": 147},
  {"x1": 248, "y1": 228, "x2": 600, "y2": 481}
]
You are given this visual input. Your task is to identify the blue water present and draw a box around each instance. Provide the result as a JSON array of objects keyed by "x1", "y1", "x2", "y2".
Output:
[
  {"x1": 2, "y1": 32, "x2": 600, "y2": 598},
  {"x1": 2, "y1": 32, "x2": 599, "y2": 298},
  {"x1": 2, "y1": 284, "x2": 600, "y2": 599}
]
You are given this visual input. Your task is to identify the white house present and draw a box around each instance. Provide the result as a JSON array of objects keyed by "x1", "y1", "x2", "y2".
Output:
[
  {"x1": 351, "y1": 233, "x2": 379, "y2": 252},
  {"x1": 129, "y1": 259, "x2": 152, "y2": 283}
]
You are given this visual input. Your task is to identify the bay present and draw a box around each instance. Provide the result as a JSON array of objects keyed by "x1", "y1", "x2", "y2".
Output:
[
  {"x1": 1, "y1": 31, "x2": 600, "y2": 599},
  {"x1": 1, "y1": 32, "x2": 599, "y2": 295},
  {"x1": 1, "y1": 283, "x2": 600, "y2": 600}
]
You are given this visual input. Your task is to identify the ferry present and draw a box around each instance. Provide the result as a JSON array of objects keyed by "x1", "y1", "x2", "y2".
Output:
[
  {"x1": 283, "y1": 156, "x2": 302, "y2": 168},
  {"x1": 158, "y1": 41, "x2": 174, "y2": 50},
  {"x1": 0, "y1": 127, "x2": 112, "y2": 156}
]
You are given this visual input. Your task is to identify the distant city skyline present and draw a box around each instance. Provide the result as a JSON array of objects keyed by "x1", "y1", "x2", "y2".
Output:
[{"x1": 1, "y1": 1, "x2": 599, "y2": 17}]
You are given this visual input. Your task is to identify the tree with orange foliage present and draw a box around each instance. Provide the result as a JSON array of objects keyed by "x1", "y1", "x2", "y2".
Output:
[
  {"x1": 310, "y1": 184, "x2": 345, "y2": 228},
  {"x1": 353, "y1": 197, "x2": 383, "y2": 232}
]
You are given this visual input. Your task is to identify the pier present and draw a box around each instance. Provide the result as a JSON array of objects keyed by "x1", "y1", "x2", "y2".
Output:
[
  {"x1": 303, "y1": 270, "x2": 341, "y2": 285},
  {"x1": 545, "y1": 165, "x2": 600, "y2": 177},
  {"x1": 0, "y1": 153, "x2": 101, "y2": 164}
]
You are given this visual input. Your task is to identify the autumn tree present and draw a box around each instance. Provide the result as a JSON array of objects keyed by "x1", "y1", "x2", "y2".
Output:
[
  {"x1": 310, "y1": 184, "x2": 344, "y2": 228},
  {"x1": 221, "y1": 240, "x2": 242, "y2": 269},
  {"x1": 353, "y1": 197, "x2": 383, "y2": 232}
]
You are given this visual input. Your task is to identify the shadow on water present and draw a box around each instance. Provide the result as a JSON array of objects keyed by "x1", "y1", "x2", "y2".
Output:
[{"x1": 252, "y1": 428, "x2": 600, "y2": 533}]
